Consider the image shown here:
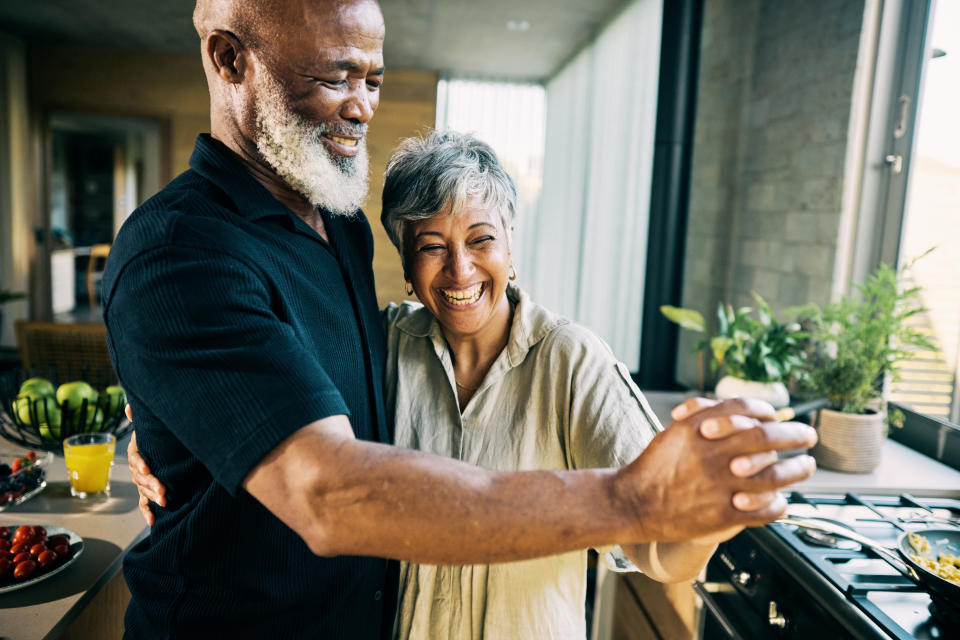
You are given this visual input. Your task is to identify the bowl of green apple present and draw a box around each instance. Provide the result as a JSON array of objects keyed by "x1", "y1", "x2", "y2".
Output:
[{"x1": 0, "y1": 372, "x2": 131, "y2": 455}]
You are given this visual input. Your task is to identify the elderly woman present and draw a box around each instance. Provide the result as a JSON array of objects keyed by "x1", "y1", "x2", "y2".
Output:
[
  {"x1": 380, "y1": 131, "x2": 666, "y2": 638},
  {"x1": 129, "y1": 131, "x2": 734, "y2": 639}
]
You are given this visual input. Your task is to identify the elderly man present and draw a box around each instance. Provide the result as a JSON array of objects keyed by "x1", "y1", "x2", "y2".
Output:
[{"x1": 103, "y1": 0, "x2": 817, "y2": 637}]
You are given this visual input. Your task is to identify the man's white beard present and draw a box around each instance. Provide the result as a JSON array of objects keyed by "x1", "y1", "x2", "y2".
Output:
[{"x1": 253, "y1": 73, "x2": 369, "y2": 217}]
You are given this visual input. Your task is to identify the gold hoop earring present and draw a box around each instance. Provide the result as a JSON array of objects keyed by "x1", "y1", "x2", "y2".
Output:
[
  {"x1": 405, "y1": 282, "x2": 414, "y2": 296},
  {"x1": 509, "y1": 266, "x2": 517, "y2": 281}
]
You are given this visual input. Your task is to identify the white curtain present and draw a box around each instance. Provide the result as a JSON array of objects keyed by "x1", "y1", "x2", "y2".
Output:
[
  {"x1": 523, "y1": 0, "x2": 662, "y2": 369},
  {"x1": 435, "y1": 78, "x2": 546, "y2": 277}
]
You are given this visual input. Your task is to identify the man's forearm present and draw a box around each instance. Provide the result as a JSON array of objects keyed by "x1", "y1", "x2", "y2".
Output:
[
  {"x1": 246, "y1": 418, "x2": 637, "y2": 564},
  {"x1": 245, "y1": 401, "x2": 819, "y2": 566}
]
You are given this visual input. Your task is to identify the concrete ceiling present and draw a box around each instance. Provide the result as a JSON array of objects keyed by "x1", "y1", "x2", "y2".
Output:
[{"x1": 0, "y1": 0, "x2": 630, "y2": 82}]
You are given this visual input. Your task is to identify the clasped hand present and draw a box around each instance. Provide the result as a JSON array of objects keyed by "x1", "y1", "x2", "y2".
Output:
[{"x1": 615, "y1": 397, "x2": 817, "y2": 544}]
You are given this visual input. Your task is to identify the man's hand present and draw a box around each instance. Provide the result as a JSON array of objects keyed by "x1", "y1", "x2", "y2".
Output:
[
  {"x1": 615, "y1": 397, "x2": 816, "y2": 543},
  {"x1": 126, "y1": 405, "x2": 167, "y2": 527}
]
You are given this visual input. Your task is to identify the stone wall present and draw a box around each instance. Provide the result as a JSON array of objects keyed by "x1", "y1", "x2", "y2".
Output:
[{"x1": 676, "y1": 0, "x2": 865, "y2": 386}]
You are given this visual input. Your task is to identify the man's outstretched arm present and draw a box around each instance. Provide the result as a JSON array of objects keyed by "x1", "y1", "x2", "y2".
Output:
[{"x1": 243, "y1": 398, "x2": 817, "y2": 565}]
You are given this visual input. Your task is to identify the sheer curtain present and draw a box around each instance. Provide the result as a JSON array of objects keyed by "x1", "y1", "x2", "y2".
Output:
[
  {"x1": 435, "y1": 78, "x2": 546, "y2": 277},
  {"x1": 523, "y1": 0, "x2": 662, "y2": 369},
  {"x1": 434, "y1": 0, "x2": 662, "y2": 369}
]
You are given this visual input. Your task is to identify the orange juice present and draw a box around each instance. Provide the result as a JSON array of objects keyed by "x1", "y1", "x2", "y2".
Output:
[{"x1": 63, "y1": 434, "x2": 116, "y2": 497}]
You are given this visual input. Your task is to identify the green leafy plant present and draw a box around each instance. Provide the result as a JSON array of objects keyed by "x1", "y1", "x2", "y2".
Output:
[
  {"x1": 802, "y1": 254, "x2": 936, "y2": 414},
  {"x1": 661, "y1": 291, "x2": 808, "y2": 384}
]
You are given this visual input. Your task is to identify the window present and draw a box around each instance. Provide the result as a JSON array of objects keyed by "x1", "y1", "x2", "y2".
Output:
[{"x1": 889, "y1": 1, "x2": 960, "y2": 421}]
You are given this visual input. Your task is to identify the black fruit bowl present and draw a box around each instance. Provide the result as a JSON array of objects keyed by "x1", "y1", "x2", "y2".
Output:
[{"x1": 0, "y1": 369, "x2": 132, "y2": 455}]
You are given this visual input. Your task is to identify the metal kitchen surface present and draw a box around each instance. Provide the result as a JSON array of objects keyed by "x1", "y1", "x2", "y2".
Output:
[{"x1": 696, "y1": 492, "x2": 960, "y2": 639}]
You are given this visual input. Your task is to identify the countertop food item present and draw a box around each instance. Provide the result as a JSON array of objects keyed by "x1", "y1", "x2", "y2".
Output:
[
  {"x1": 2, "y1": 376, "x2": 130, "y2": 453},
  {"x1": 909, "y1": 532, "x2": 960, "y2": 587},
  {"x1": 0, "y1": 525, "x2": 75, "y2": 587},
  {"x1": 0, "y1": 450, "x2": 50, "y2": 510}
]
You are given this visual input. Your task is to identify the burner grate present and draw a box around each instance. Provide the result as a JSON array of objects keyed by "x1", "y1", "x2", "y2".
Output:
[{"x1": 773, "y1": 491, "x2": 960, "y2": 639}]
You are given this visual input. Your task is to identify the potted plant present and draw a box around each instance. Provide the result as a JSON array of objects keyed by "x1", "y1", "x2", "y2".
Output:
[
  {"x1": 801, "y1": 256, "x2": 935, "y2": 473},
  {"x1": 662, "y1": 291, "x2": 808, "y2": 408}
]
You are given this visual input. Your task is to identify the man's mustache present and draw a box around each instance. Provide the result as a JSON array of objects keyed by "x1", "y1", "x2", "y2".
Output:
[{"x1": 317, "y1": 122, "x2": 368, "y2": 138}]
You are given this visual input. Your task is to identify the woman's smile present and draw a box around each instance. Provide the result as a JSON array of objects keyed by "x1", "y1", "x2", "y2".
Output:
[{"x1": 437, "y1": 282, "x2": 485, "y2": 307}]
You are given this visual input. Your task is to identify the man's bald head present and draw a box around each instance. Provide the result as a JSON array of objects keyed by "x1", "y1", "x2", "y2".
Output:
[
  {"x1": 195, "y1": 0, "x2": 282, "y2": 50},
  {"x1": 194, "y1": 0, "x2": 374, "y2": 51}
]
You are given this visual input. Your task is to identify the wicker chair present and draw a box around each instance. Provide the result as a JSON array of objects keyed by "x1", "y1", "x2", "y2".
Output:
[{"x1": 14, "y1": 321, "x2": 117, "y2": 387}]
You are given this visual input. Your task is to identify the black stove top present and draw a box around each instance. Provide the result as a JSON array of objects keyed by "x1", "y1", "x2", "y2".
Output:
[
  {"x1": 697, "y1": 492, "x2": 960, "y2": 640},
  {"x1": 769, "y1": 492, "x2": 960, "y2": 639}
]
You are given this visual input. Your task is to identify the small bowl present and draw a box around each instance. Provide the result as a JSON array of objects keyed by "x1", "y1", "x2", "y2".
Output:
[{"x1": 0, "y1": 451, "x2": 53, "y2": 511}]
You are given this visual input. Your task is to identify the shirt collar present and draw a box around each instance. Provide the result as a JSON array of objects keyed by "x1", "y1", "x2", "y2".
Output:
[
  {"x1": 394, "y1": 283, "x2": 568, "y2": 366},
  {"x1": 188, "y1": 134, "x2": 299, "y2": 223}
]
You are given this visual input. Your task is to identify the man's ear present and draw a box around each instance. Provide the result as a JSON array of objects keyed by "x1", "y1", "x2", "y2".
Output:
[{"x1": 206, "y1": 29, "x2": 248, "y2": 84}]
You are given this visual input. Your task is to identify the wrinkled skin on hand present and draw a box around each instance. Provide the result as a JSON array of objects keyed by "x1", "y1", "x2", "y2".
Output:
[{"x1": 615, "y1": 397, "x2": 817, "y2": 543}]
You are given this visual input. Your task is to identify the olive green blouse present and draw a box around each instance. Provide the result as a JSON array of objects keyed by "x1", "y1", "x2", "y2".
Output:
[{"x1": 384, "y1": 284, "x2": 661, "y2": 640}]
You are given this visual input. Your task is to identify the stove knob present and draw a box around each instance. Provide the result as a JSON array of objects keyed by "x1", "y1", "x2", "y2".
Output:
[
  {"x1": 734, "y1": 571, "x2": 752, "y2": 587},
  {"x1": 768, "y1": 601, "x2": 788, "y2": 629}
]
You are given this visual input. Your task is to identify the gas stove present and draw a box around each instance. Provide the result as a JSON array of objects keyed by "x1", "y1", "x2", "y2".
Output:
[{"x1": 695, "y1": 492, "x2": 960, "y2": 639}]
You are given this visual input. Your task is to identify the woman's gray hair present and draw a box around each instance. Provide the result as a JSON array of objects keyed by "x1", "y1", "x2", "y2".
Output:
[{"x1": 381, "y1": 130, "x2": 517, "y2": 267}]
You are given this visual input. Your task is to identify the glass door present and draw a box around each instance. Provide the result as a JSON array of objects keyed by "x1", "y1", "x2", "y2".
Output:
[
  {"x1": 42, "y1": 114, "x2": 162, "y2": 322},
  {"x1": 889, "y1": 1, "x2": 960, "y2": 421}
]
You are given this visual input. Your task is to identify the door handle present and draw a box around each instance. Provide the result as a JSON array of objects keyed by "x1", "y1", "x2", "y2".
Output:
[{"x1": 885, "y1": 154, "x2": 903, "y2": 174}]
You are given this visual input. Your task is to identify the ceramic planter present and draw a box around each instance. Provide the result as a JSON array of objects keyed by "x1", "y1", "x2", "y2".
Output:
[
  {"x1": 811, "y1": 408, "x2": 885, "y2": 473},
  {"x1": 714, "y1": 376, "x2": 790, "y2": 408}
]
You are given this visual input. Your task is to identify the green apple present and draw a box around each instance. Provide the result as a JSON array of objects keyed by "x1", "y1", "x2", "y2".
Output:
[
  {"x1": 57, "y1": 381, "x2": 98, "y2": 430},
  {"x1": 15, "y1": 395, "x2": 61, "y2": 439},
  {"x1": 87, "y1": 409, "x2": 104, "y2": 433},
  {"x1": 38, "y1": 400, "x2": 62, "y2": 439},
  {"x1": 19, "y1": 377, "x2": 54, "y2": 398},
  {"x1": 57, "y1": 381, "x2": 97, "y2": 410},
  {"x1": 101, "y1": 385, "x2": 127, "y2": 420},
  {"x1": 14, "y1": 397, "x2": 34, "y2": 425}
]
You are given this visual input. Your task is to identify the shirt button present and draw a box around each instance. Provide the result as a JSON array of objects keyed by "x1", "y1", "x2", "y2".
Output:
[{"x1": 374, "y1": 590, "x2": 383, "y2": 601}]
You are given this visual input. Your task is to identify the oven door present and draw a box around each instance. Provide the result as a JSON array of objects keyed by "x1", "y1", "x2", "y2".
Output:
[
  {"x1": 695, "y1": 533, "x2": 862, "y2": 640},
  {"x1": 694, "y1": 580, "x2": 777, "y2": 640}
]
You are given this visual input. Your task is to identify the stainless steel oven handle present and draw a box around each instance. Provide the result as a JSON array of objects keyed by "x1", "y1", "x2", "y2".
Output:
[
  {"x1": 776, "y1": 516, "x2": 920, "y2": 581},
  {"x1": 692, "y1": 581, "x2": 750, "y2": 640}
]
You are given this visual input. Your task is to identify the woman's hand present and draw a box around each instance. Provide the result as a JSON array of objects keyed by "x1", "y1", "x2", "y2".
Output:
[
  {"x1": 126, "y1": 405, "x2": 167, "y2": 526},
  {"x1": 669, "y1": 397, "x2": 806, "y2": 545}
]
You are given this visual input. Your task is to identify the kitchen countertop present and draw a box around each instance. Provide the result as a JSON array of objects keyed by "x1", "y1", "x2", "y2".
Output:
[
  {"x1": 0, "y1": 434, "x2": 146, "y2": 640},
  {"x1": 642, "y1": 390, "x2": 960, "y2": 499}
]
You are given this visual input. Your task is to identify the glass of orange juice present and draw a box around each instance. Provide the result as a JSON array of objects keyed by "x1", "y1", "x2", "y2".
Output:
[{"x1": 63, "y1": 433, "x2": 116, "y2": 498}]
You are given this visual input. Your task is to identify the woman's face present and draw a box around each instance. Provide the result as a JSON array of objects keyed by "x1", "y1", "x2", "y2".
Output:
[{"x1": 405, "y1": 198, "x2": 512, "y2": 341}]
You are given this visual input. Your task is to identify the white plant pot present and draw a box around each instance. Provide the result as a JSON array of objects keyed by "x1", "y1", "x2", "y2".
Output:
[
  {"x1": 714, "y1": 376, "x2": 790, "y2": 408},
  {"x1": 811, "y1": 408, "x2": 885, "y2": 474}
]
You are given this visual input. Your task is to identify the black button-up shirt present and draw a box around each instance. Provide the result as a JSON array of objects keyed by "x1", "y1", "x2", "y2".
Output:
[{"x1": 103, "y1": 134, "x2": 392, "y2": 639}]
